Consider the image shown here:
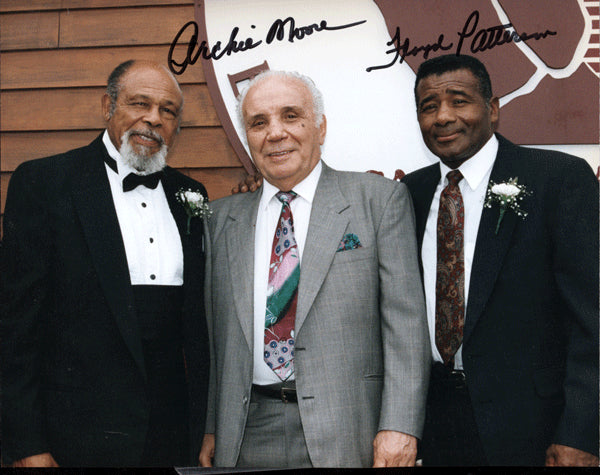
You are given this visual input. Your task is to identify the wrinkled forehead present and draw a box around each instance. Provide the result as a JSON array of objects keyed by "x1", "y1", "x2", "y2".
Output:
[
  {"x1": 416, "y1": 69, "x2": 481, "y2": 101},
  {"x1": 243, "y1": 76, "x2": 313, "y2": 115},
  {"x1": 120, "y1": 64, "x2": 183, "y2": 104}
]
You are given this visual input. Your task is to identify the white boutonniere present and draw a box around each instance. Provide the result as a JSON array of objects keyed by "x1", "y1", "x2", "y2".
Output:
[
  {"x1": 484, "y1": 177, "x2": 531, "y2": 235},
  {"x1": 176, "y1": 188, "x2": 212, "y2": 235}
]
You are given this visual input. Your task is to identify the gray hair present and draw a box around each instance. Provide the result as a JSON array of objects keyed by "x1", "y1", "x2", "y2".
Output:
[
  {"x1": 236, "y1": 70, "x2": 325, "y2": 131},
  {"x1": 106, "y1": 60, "x2": 136, "y2": 118}
]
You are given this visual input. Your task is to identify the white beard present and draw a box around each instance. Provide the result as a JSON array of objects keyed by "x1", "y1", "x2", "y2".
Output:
[{"x1": 119, "y1": 129, "x2": 168, "y2": 175}]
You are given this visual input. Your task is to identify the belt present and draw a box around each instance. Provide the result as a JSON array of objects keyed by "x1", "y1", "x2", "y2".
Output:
[
  {"x1": 251, "y1": 383, "x2": 297, "y2": 403},
  {"x1": 431, "y1": 362, "x2": 467, "y2": 389}
]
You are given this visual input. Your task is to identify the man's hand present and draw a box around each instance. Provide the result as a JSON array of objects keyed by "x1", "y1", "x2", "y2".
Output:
[
  {"x1": 231, "y1": 173, "x2": 262, "y2": 194},
  {"x1": 545, "y1": 444, "x2": 599, "y2": 467},
  {"x1": 372, "y1": 430, "x2": 417, "y2": 467},
  {"x1": 12, "y1": 453, "x2": 59, "y2": 467},
  {"x1": 199, "y1": 433, "x2": 215, "y2": 467}
]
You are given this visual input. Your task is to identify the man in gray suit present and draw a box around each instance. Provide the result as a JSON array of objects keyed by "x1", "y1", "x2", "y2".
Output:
[{"x1": 198, "y1": 70, "x2": 430, "y2": 468}]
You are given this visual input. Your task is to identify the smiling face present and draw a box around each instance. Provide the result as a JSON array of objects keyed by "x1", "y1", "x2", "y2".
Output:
[
  {"x1": 416, "y1": 68, "x2": 499, "y2": 169},
  {"x1": 102, "y1": 62, "x2": 183, "y2": 161},
  {"x1": 242, "y1": 75, "x2": 326, "y2": 191}
]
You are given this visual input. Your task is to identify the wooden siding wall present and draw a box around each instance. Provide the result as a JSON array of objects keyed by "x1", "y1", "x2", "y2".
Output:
[{"x1": 0, "y1": 0, "x2": 247, "y2": 232}]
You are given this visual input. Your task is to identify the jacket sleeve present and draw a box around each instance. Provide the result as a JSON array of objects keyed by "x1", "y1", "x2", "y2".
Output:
[
  {"x1": 550, "y1": 159, "x2": 599, "y2": 455},
  {"x1": 203, "y1": 211, "x2": 217, "y2": 436},
  {"x1": 1, "y1": 161, "x2": 53, "y2": 463},
  {"x1": 376, "y1": 182, "x2": 431, "y2": 438}
]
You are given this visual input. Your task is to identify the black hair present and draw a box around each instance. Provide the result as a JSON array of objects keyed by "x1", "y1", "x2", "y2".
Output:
[{"x1": 414, "y1": 54, "x2": 493, "y2": 106}]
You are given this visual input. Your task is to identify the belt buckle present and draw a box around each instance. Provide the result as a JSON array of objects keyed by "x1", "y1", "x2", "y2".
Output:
[{"x1": 280, "y1": 386, "x2": 294, "y2": 403}]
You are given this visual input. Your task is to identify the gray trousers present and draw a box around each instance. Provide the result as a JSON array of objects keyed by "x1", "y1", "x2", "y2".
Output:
[{"x1": 236, "y1": 388, "x2": 312, "y2": 468}]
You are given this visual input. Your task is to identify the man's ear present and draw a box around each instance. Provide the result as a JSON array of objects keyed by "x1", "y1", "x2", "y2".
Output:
[
  {"x1": 319, "y1": 115, "x2": 327, "y2": 145},
  {"x1": 101, "y1": 94, "x2": 113, "y2": 122},
  {"x1": 489, "y1": 96, "x2": 500, "y2": 130}
]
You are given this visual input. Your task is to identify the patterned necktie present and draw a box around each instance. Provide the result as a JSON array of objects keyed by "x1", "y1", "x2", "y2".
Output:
[
  {"x1": 264, "y1": 191, "x2": 300, "y2": 381},
  {"x1": 435, "y1": 170, "x2": 465, "y2": 366}
]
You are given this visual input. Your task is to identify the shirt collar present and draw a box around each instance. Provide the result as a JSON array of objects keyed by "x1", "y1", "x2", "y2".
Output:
[
  {"x1": 439, "y1": 134, "x2": 498, "y2": 191},
  {"x1": 259, "y1": 160, "x2": 323, "y2": 210}
]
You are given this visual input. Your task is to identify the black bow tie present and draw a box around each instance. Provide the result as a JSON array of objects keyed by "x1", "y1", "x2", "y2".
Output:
[{"x1": 122, "y1": 172, "x2": 162, "y2": 192}]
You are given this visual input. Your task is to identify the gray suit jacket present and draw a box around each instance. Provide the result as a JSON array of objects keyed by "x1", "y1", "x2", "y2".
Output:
[{"x1": 204, "y1": 163, "x2": 430, "y2": 467}]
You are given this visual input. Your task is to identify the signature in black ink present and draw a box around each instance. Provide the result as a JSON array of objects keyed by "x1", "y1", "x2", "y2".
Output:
[
  {"x1": 456, "y1": 10, "x2": 556, "y2": 55},
  {"x1": 168, "y1": 21, "x2": 262, "y2": 75},
  {"x1": 266, "y1": 17, "x2": 366, "y2": 43},
  {"x1": 367, "y1": 27, "x2": 452, "y2": 72},
  {"x1": 367, "y1": 10, "x2": 557, "y2": 72},
  {"x1": 169, "y1": 17, "x2": 367, "y2": 75}
]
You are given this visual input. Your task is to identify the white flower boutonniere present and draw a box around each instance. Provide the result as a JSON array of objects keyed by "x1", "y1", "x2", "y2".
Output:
[
  {"x1": 176, "y1": 188, "x2": 212, "y2": 235},
  {"x1": 484, "y1": 177, "x2": 531, "y2": 235}
]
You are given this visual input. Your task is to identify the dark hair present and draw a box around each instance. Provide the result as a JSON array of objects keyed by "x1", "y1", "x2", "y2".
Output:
[
  {"x1": 106, "y1": 59, "x2": 136, "y2": 117},
  {"x1": 414, "y1": 54, "x2": 493, "y2": 106}
]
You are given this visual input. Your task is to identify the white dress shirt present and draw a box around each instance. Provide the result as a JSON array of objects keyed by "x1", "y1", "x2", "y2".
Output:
[
  {"x1": 252, "y1": 161, "x2": 322, "y2": 385},
  {"x1": 422, "y1": 135, "x2": 498, "y2": 369},
  {"x1": 102, "y1": 131, "x2": 183, "y2": 286}
]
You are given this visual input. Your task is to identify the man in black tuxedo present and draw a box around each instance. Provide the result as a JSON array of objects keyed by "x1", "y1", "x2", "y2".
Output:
[
  {"x1": 1, "y1": 60, "x2": 209, "y2": 467},
  {"x1": 402, "y1": 54, "x2": 598, "y2": 466}
]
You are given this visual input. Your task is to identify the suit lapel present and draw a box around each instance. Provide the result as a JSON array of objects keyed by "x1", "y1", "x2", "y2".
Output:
[
  {"x1": 225, "y1": 191, "x2": 261, "y2": 349},
  {"x1": 70, "y1": 135, "x2": 146, "y2": 379},
  {"x1": 464, "y1": 138, "x2": 520, "y2": 343},
  {"x1": 412, "y1": 166, "x2": 440, "y2": 249},
  {"x1": 161, "y1": 168, "x2": 205, "y2": 288},
  {"x1": 296, "y1": 165, "x2": 350, "y2": 332}
]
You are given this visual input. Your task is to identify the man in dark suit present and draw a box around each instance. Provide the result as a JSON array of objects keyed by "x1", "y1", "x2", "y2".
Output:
[
  {"x1": 1, "y1": 60, "x2": 210, "y2": 467},
  {"x1": 402, "y1": 54, "x2": 599, "y2": 466}
]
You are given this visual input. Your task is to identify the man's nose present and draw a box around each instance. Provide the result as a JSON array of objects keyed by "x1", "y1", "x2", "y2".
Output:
[
  {"x1": 435, "y1": 101, "x2": 455, "y2": 126},
  {"x1": 266, "y1": 120, "x2": 287, "y2": 141},
  {"x1": 143, "y1": 105, "x2": 162, "y2": 127}
]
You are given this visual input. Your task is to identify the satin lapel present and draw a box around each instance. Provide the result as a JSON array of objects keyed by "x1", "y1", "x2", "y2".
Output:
[
  {"x1": 162, "y1": 169, "x2": 204, "y2": 287},
  {"x1": 464, "y1": 144, "x2": 519, "y2": 343},
  {"x1": 295, "y1": 166, "x2": 350, "y2": 332},
  {"x1": 225, "y1": 191, "x2": 261, "y2": 350},
  {"x1": 70, "y1": 137, "x2": 146, "y2": 379}
]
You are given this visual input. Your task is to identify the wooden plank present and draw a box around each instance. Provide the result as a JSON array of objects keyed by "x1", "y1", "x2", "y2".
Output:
[
  {"x1": 186, "y1": 167, "x2": 250, "y2": 201},
  {"x1": 0, "y1": 0, "x2": 61, "y2": 13},
  {"x1": 0, "y1": 85, "x2": 220, "y2": 131},
  {"x1": 1, "y1": 128, "x2": 241, "y2": 172},
  {"x1": 1, "y1": 130, "x2": 100, "y2": 170},
  {"x1": 0, "y1": 11, "x2": 59, "y2": 51},
  {"x1": 1, "y1": 45, "x2": 205, "y2": 90},
  {"x1": 1, "y1": 173, "x2": 10, "y2": 216},
  {"x1": 59, "y1": 5, "x2": 194, "y2": 48},
  {"x1": 168, "y1": 128, "x2": 242, "y2": 169},
  {"x1": 1, "y1": 0, "x2": 192, "y2": 12}
]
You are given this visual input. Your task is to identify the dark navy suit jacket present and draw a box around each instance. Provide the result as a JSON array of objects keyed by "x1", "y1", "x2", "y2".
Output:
[
  {"x1": 1, "y1": 134, "x2": 210, "y2": 466},
  {"x1": 403, "y1": 134, "x2": 599, "y2": 464}
]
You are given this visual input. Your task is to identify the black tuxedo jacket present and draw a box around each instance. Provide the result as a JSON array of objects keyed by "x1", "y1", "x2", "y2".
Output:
[
  {"x1": 1, "y1": 134, "x2": 210, "y2": 466},
  {"x1": 402, "y1": 134, "x2": 599, "y2": 465}
]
